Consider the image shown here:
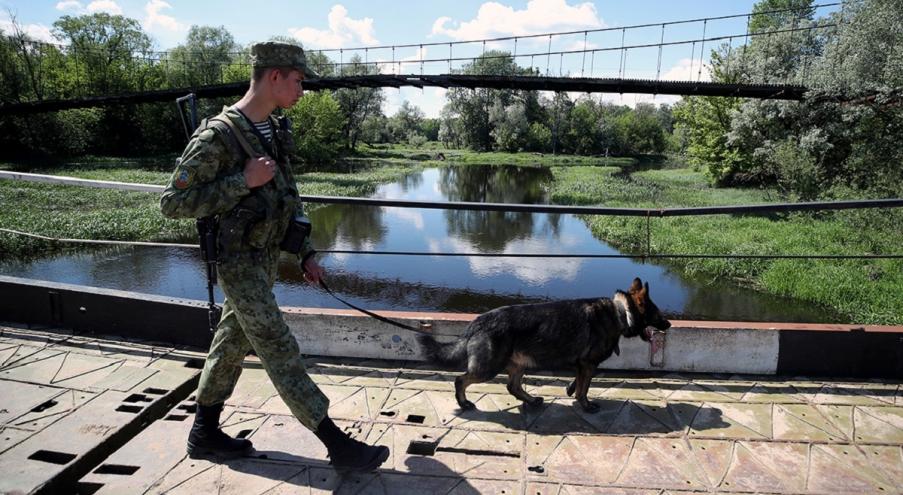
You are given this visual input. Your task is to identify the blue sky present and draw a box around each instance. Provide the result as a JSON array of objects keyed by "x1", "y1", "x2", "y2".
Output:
[{"x1": 2, "y1": 1, "x2": 838, "y2": 116}]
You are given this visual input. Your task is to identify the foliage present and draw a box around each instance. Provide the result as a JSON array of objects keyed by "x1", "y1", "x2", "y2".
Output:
[
  {"x1": 333, "y1": 54, "x2": 384, "y2": 150},
  {"x1": 52, "y1": 13, "x2": 153, "y2": 94},
  {"x1": 438, "y1": 106, "x2": 463, "y2": 148},
  {"x1": 489, "y1": 100, "x2": 529, "y2": 152},
  {"x1": 285, "y1": 91, "x2": 344, "y2": 167},
  {"x1": 749, "y1": 0, "x2": 815, "y2": 34},
  {"x1": 548, "y1": 164, "x2": 903, "y2": 325},
  {"x1": 445, "y1": 51, "x2": 535, "y2": 151},
  {"x1": 387, "y1": 100, "x2": 425, "y2": 142},
  {"x1": 673, "y1": 0, "x2": 903, "y2": 197},
  {"x1": 166, "y1": 25, "x2": 241, "y2": 87}
]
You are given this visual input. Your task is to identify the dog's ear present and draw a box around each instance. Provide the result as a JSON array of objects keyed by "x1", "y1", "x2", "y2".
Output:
[
  {"x1": 629, "y1": 278, "x2": 643, "y2": 294},
  {"x1": 630, "y1": 278, "x2": 649, "y2": 314},
  {"x1": 614, "y1": 342, "x2": 620, "y2": 356},
  {"x1": 643, "y1": 282, "x2": 650, "y2": 297}
]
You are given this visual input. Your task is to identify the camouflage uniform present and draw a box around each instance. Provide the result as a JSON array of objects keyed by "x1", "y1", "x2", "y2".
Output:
[{"x1": 160, "y1": 45, "x2": 327, "y2": 430}]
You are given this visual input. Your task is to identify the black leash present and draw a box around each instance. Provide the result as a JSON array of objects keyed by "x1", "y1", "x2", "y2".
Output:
[{"x1": 318, "y1": 279, "x2": 433, "y2": 334}]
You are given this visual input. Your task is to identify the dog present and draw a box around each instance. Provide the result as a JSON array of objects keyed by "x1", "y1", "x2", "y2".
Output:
[{"x1": 417, "y1": 277, "x2": 671, "y2": 412}]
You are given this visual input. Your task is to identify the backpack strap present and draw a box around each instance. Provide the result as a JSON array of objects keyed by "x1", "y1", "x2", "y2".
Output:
[{"x1": 210, "y1": 114, "x2": 260, "y2": 159}]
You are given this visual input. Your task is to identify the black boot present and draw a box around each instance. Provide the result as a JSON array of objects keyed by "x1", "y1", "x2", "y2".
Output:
[
  {"x1": 187, "y1": 403, "x2": 253, "y2": 459},
  {"x1": 314, "y1": 416, "x2": 390, "y2": 472}
]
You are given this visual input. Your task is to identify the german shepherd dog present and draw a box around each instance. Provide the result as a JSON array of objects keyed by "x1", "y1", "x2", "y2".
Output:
[{"x1": 417, "y1": 278, "x2": 671, "y2": 412}]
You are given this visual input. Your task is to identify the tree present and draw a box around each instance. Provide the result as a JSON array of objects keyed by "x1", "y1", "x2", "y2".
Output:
[
  {"x1": 438, "y1": 106, "x2": 462, "y2": 148},
  {"x1": 749, "y1": 0, "x2": 814, "y2": 33},
  {"x1": 490, "y1": 100, "x2": 529, "y2": 152},
  {"x1": 333, "y1": 54, "x2": 384, "y2": 150},
  {"x1": 167, "y1": 25, "x2": 238, "y2": 87},
  {"x1": 526, "y1": 122, "x2": 552, "y2": 152},
  {"x1": 608, "y1": 103, "x2": 664, "y2": 155},
  {"x1": 359, "y1": 113, "x2": 390, "y2": 145},
  {"x1": 672, "y1": 45, "x2": 744, "y2": 183},
  {"x1": 690, "y1": 0, "x2": 903, "y2": 196},
  {"x1": 445, "y1": 50, "x2": 534, "y2": 150},
  {"x1": 730, "y1": 0, "x2": 903, "y2": 196},
  {"x1": 52, "y1": 13, "x2": 152, "y2": 94},
  {"x1": 546, "y1": 92, "x2": 574, "y2": 154},
  {"x1": 563, "y1": 97, "x2": 602, "y2": 155},
  {"x1": 420, "y1": 118, "x2": 439, "y2": 142},
  {"x1": 388, "y1": 100, "x2": 425, "y2": 143},
  {"x1": 285, "y1": 91, "x2": 344, "y2": 166}
]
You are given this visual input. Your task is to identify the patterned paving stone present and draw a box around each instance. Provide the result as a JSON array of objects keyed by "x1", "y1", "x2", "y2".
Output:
[
  {"x1": 5, "y1": 327, "x2": 900, "y2": 494},
  {"x1": 126, "y1": 357, "x2": 902, "y2": 494},
  {"x1": 0, "y1": 327, "x2": 204, "y2": 494}
]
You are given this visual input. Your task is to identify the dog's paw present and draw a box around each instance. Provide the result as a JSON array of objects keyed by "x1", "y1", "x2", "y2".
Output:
[
  {"x1": 579, "y1": 401, "x2": 600, "y2": 413},
  {"x1": 458, "y1": 400, "x2": 477, "y2": 411},
  {"x1": 566, "y1": 381, "x2": 576, "y2": 397}
]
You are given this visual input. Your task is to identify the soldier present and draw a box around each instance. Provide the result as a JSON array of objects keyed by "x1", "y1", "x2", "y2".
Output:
[{"x1": 160, "y1": 41, "x2": 389, "y2": 472}]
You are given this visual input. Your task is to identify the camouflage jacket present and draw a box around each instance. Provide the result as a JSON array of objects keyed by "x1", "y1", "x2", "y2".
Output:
[{"x1": 160, "y1": 106, "x2": 313, "y2": 261}]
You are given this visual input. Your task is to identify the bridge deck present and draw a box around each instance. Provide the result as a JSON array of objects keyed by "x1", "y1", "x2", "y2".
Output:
[{"x1": 1, "y1": 324, "x2": 901, "y2": 494}]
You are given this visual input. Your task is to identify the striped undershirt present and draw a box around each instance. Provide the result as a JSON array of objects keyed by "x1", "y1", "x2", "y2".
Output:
[{"x1": 253, "y1": 120, "x2": 273, "y2": 142}]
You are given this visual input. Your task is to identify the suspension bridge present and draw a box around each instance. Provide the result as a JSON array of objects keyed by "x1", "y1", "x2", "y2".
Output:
[{"x1": 0, "y1": 2, "x2": 852, "y2": 115}]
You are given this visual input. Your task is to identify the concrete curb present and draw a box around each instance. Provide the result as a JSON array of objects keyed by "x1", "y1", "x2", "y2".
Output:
[{"x1": 2, "y1": 275, "x2": 900, "y2": 377}]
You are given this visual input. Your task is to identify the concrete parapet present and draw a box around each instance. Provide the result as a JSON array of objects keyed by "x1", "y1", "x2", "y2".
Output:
[{"x1": 1, "y1": 275, "x2": 900, "y2": 377}]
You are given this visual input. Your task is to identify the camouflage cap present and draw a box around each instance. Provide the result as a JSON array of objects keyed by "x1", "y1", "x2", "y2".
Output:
[{"x1": 250, "y1": 41, "x2": 319, "y2": 79}]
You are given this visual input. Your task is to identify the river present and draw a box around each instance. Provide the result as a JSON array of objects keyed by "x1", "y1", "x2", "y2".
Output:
[{"x1": 0, "y1": 165, "x2": 842, "y2": 322}]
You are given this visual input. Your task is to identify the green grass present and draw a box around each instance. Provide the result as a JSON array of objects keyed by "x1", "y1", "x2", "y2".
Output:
[
  {"x1": 0, "y1": 159, "x2": 422, "y2": 260},
  {"x1": 548, "y1": 166, "x2": 903, "y2": 325}
]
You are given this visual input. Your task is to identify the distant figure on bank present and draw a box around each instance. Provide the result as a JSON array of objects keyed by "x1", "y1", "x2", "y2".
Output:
[{"x1": 160, "y1": 41, "x2": 389, "y2": 472}]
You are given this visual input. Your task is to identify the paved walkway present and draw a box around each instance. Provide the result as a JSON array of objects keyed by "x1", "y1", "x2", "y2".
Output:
[{"x1": 1, "y1": 325, "x2": 901, "y2": 494}]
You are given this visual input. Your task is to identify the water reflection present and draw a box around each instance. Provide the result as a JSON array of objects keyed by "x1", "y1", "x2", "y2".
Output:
[
  {"x1": 439, "y1": 166, "x2": 560, "y2": 251},
  {"x1": 0, "y1": 164, "x2": 845, "y2": 323}
]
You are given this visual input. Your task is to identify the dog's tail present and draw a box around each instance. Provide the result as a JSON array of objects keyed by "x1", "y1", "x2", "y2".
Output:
[{"x1": 416, "y1": 334, "x2": 467, "y2": 367}]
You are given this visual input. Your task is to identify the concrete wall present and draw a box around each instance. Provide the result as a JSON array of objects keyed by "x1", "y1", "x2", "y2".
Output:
[
  {"x1": 283, "y1": 308, "x2": 782, "y2": 374},
  {"x1": 2, "y1": 276, "x2": 900, "y2": 377}
]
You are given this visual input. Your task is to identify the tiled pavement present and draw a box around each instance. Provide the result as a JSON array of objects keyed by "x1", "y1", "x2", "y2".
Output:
[{"x1": 1, "y1": 325, "x2": 902, "y2": 494}]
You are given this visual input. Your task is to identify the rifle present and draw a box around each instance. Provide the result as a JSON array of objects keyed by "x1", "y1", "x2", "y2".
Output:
[{"x1": 176, "y1": 93, "x2": 221, "y2": 333}]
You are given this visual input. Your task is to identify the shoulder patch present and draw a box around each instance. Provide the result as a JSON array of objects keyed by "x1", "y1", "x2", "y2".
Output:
[
  {"x1": 197, "y1": 128, "x2": 217, "y2": 143},
  {"x1": 173, "y1": 165, "x2": 196, "y2": 190}
]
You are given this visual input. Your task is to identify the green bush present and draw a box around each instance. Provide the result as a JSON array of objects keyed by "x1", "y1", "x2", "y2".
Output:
[{"x1": 285, "y1": 91, "x2": 344, "y2": 167}]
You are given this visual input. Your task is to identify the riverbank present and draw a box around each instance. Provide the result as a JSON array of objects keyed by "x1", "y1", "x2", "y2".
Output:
[
  {"x1": 354, "y1": 145, "x2": 637, "y2": 167},
  {"x1": 2, "y1": 156, "x2": 900, "y2": 324},
  {"x1": 0, "y1": 159, "x2": 422, "y2": 259},
  {"x1": 549, "y1": 166, "x2": 903, "y2": 325}
]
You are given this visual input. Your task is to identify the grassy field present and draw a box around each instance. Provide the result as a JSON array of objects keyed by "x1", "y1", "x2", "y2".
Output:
[
  {"x1": 549, "y1": 166, "x2": 903, "y2": 325},
  {"x1": 2, "y1": 156, "x2": 901, "y2": 324}
]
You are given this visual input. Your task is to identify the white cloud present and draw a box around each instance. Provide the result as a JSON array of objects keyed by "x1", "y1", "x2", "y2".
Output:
[
  {"x1": 375, "y1": 46, "x2": 428, "y2": 75},
  {"x1": 288, "y1": 5, "x2": 378, "y2": 49},
  {"x1": 432, "y1": 0, "x2": 604, "y2": 40},
  {"x1": 143, "y1": 0, "x2": 186, "y2": 32},
  {"x1": 0, "y1": 16, "x2": 58, "y2": 43},
  {"x1": 437, "y1": 236, "x2": 584, "y2": 285},
  {"x1": 86, "y1": 0, "x2": 122, "y2": 15},
  {"x1": 55, "y1": 1, "x2": 84, "y2": 11},
  {"x1": 662, "y1": 57, "x2": 711, "y2": 82},
  {"x1": 382, "y1": 207, "x2": 425, "y2": 230},
  {"x1": 384, "y1": 87, "x2": 447, "y2": 119},
  {"x1": 566, "y1": 40, "x2": 599, "y2": 51}
]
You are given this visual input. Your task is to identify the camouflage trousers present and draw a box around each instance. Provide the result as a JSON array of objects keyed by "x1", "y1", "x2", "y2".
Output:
[{"x1": 195, "y1": 248, "x2": 329, "y2": 430}]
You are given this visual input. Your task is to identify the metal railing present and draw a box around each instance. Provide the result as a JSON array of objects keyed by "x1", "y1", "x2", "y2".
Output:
[{"x1": 1, "y1": 171, "x2": 901, "y2": 261}]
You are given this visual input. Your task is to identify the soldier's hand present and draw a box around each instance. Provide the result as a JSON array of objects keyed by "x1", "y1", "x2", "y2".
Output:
[
  {"x1": 303, "y1": 257, "x2": 325, "y2": 286},
  {"x1": 243, "y1": 156, "x2": 276, "y2": 188}
]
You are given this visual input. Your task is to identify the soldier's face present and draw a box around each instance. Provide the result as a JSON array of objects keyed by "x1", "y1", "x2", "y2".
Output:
[{"x1": 273, "y1": 69, "x2": 304, "y2": 108}]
